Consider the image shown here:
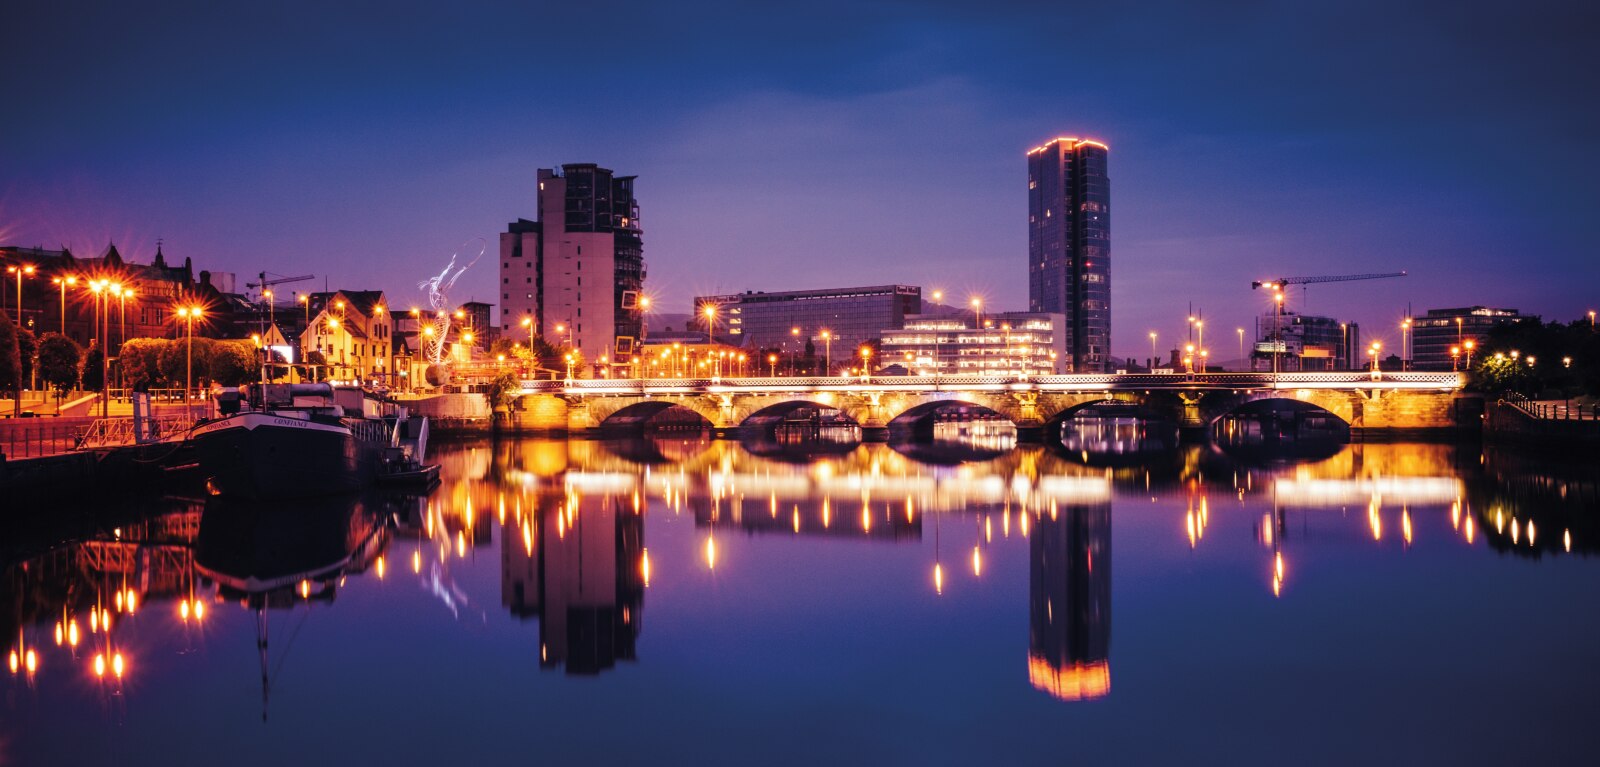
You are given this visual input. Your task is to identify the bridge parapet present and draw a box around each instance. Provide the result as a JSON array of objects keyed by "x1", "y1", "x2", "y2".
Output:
[
  {"x1": 507, "y1": 372, "x2": 1468, "y2": 435},
  {"x1": 519, "y1": 371, "x2": 1465, "y2": 396}
]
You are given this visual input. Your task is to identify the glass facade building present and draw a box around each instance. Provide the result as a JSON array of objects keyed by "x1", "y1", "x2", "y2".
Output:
[
  {"x1": 693, "y1": 285, "x2": 921, "y2": 364},
  {"x1": 880, "y1": 312, "x2": 1067, "y2": 377},
  {"x1": 1412, "y1": 306, "x2": 1528, "y2": 370},
  {"x1": 1028, "y1": 138, "x2": 1110, "y2": 373}
]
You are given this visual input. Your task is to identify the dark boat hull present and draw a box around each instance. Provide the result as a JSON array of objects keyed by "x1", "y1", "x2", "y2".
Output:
[{"x1": 193, "y1": 413, "x2": 381, "y2": 499}]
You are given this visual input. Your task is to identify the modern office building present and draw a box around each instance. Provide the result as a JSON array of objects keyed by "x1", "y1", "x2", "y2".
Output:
[
  {"x1": 1028, "y1": 137, "x2": 1111, "y2": 373},
  {"x1": 693, "y1": 285, "x2": 921, "y2": 366},
  {"x1": 500, "y1": 164, "x2": 645, "y2": 374},
  {"x1": 1412, "y1": 306, "x2": 1529, "y2": 371},
  {"x1": 1251, "y1": 312, "x2": 1359, "y2": 372},
  {"x1": 879, "y1": 311, "x2": 1066, "y2": 377}
]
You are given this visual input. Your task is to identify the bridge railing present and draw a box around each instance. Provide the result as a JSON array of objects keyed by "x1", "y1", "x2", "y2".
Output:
[
  {"x1": 1501, "y1": 392, "x2": 1600, "y2": 421},
  {"x1": 518, "y1": 371, "x2": 1465, "y2": 395}
]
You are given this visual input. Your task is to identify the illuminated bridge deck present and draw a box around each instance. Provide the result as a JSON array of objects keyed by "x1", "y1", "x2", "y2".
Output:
[{"x1": 520, "y1": 371, "x2": 1465, "y2": 396}]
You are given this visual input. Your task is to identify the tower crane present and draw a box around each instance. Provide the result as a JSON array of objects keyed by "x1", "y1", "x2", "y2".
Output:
[
  {"x1": 245, "y1": 271, "x2": 314, "y2": 294},
  {"x1": 1251, "y1": 271, "x2": 1407, "y2": 291}
]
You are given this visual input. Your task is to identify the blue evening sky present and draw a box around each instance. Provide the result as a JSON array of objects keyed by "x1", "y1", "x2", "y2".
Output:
[{"x1": 3, "y1": 0, "x2": 1597, "y2": 359}]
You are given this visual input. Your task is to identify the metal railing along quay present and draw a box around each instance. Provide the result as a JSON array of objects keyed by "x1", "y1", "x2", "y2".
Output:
[{"x1": 1502, "y1": 392, "x2": 1600, "y2": 421}]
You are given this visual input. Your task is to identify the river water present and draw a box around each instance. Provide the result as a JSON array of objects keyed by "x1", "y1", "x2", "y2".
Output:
[{"x1": 3, "y1": 436, "x2": 1598, "y2": 765}]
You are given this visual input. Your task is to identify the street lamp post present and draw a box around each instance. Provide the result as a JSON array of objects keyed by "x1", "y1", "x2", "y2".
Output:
[
  {"x1": 1148, "y1": 331, "x2": 1157, "y2": 369},
  {"x1": 52, "y1": 275, "x2": 77, "y2": 336},
  {"x1": 1401, "y1": 318, "x2": 1412, "y2": 371},
  {"x1": 970, "y1": 297, "x2": 983, "y2": 331},
  {"x1": 1194, "y1": 319, "x2": 1205, "y2": 372},
  {"x1": 298, "y1": 294, "x2": 310, "y2": 361},
  {"x1": 177, "y1": 306, "x2": 203, "y2": 408},
  {"x1": 702, "y1": 304, "x2": 717, "y2": 345},
  {"x1": 789, "y1": 326, "x2": 801, "y2": 374},
  {"x1": 768, "y1": 353, "x2": 777, "y2": 377},
  {"x1": 1340, "y1": 323, "x2": 1348, "y2": 370},
  {"x1": 860, "y1": 346, "x2": 872, "y2": 382},
  {"x1": 1450, "y1": 346, "x2": 1461, "y2": 372},
  {"x1": 1272, "y1": 290, "x2": 1285, "y2": 380},
  {"x1": 7, "y1": 265, "x2": 35, "y2": 324},
  {"x1": 821, "y1": 330, "x2": 832, "y2": 377},
  {"x1": 1464, "y1": 339, "x2": 1476, "y2": 369},
  {"x1": 115, "y1": 286, "x2": 131, "y2": 351}
]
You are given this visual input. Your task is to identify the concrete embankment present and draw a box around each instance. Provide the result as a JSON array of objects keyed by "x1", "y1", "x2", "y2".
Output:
[
  {"x1": 0, "y1": 442, "x2": 196, "y2": 504},
  {"x1": 1483, "y1": 401, "x2": 1600, "y2": 449}
]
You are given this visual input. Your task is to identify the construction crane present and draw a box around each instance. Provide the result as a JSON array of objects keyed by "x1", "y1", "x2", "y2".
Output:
[
  {"x1": 246, "y1": 271, "x2": 314, "y2": 293},
  {"x1": 1252, "y1": 271, "x2": 1407, "y2": 291}
]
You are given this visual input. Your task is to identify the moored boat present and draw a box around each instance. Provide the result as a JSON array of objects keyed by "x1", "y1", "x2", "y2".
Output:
[{"x1": 193, "y1": 383, "x2": 429, "y2": 499}]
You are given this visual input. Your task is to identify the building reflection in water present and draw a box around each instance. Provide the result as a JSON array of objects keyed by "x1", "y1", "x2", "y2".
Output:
[
  {"x1": 501, "y1": 485, "x2": 645, "y2": 675},
  {"x1": 1028, "y1": 501, "x2": 1111, "y2": 701},
  {"x1": 8, "y1": 436, "x2": 1598, "y2": 731}
]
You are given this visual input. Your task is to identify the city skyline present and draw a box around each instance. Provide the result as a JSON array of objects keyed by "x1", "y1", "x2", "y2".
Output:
[{"x1": 4, "y1": 1, "x2": 1598, "y2": 362}]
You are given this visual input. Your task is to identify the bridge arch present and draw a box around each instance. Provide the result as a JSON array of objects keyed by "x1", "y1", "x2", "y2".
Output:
[
  {"x1": 888, "y1": 399, "x2": 1011, "y2": 433},
  {"x1": 596, "y1": 400, "x2": 714, "y2": 434},
  {"x1": 740, "y1": 399, "x2": 862, "y2": 430},
  {"x1": 1210, "y1": 397, "x2": 1351, "y2": 447}
]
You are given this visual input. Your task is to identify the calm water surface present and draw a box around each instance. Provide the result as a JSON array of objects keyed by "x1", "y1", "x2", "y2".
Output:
[{"x1": 3, "y1": 437, "x2": 1598, "y2": 765}]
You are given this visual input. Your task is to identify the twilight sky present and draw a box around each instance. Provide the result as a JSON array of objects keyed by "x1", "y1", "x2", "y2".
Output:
[{"x1": 3, "y1": 0, "x2": 1598, "y2": 360}]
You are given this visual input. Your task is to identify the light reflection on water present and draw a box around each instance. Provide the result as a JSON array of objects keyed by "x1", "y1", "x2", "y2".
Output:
[{"x1": 3, "y1": 437, "x2": 1598, "y2": 764}]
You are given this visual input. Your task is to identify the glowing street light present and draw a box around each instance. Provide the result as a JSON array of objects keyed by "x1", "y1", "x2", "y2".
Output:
[
  {"x1": 6, "y1": 264, "x2": 35, "y2": 321},
  {"x1": 176, "y1": 305, "x2": 205, "y2": 406},
  {"x1": 51, "y1": 275, "x2": 77, "y2": 334},
  {"x1": 820, "y1": 329, "x2": 833, "y2": 376},
  {"x1": 702, "y1": 303, "x2": 718, "y2": 344}
]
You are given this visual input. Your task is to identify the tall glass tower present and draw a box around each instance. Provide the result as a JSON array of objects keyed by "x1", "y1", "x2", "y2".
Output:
[{"x1": 1028, "y1": 138, "x2": 1110, "y2": 372}]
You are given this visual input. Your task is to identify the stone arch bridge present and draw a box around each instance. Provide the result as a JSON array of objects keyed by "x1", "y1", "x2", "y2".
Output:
[{"x1": 501, "y1": 372, "x2": 1471, "y2": 439}]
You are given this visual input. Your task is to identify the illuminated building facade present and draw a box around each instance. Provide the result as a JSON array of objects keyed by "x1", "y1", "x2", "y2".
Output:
[
  {"x1": 693, "y1": 285, "x2": 921, "y2": 365},
  {"x1": 1412, "y1": 306, "x2": 1528, "y2": 371},
  {"x1": 1029, "y1": 502, "x2": 1111, "y2": 701},
  {"x1": 1028, "y1": 137, "x2": 1110, "y2": 373},
  {"x1": 1250, "y1": 311, "x2": 1359, "y2": 371},
  {"x1": 1, "y1": 243, "x2": 219, "y2": 348},
  {"x1": 879, "y1": 311, "x2": 1066, "y2": 376},
  {"x1": 298, "y1": 290, "x2": 392, "y2": 382},
  {"x1": 500, "y1": 164, "x2": 645, "y2": 373}
]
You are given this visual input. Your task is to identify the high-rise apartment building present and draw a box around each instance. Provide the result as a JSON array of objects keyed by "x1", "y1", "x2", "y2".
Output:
[
  {"x1": 1028, "y1": 137, "x2": 1110, "y2": 372},
  {"x1": 500, "y1": 164, "x2": 645, "y2": 373}
]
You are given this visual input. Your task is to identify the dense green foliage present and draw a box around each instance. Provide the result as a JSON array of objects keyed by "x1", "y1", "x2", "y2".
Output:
[
  {"x1": 81, "y1": 348, "x2": 105, "y2": 391},
  {"x1": 0, "y1": 313, "x2": 20, "y2": 406},
  {"x1": 208, "y1": 340, "x2": 260, "y2": 386},
  {"x1": 35, "y1": 333, "x2": 83, "y2": 401},
  {"x1": 1469, "y1": 317, "x2": 1600, "y2": 399}
]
